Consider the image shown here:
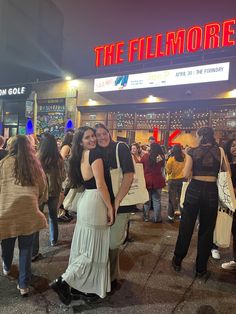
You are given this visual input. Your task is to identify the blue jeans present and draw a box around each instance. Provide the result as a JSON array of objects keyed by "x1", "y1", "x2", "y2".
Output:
[
  {"x1": 144, "y1": 189, "x2": 162, "y2": 222},
  {"x1": 1, "y1": 233, "x2": 34, "y2": 288},
  {"x1": 32, "y1": 196, "x2": 59, "y2": 256}
]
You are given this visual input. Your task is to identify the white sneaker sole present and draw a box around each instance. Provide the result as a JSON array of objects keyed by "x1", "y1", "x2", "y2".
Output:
[{"x1": 17, "y1": 285, "x2": 29, "y2": 296}]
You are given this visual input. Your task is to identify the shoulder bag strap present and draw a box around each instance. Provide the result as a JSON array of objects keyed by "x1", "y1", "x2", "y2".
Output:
[
  {"x1": 219, "y1": 147, "x2": 225, "y2": 172},
  {"x1": 116, "y1": 142, "x2": 121, "y2": 169}
]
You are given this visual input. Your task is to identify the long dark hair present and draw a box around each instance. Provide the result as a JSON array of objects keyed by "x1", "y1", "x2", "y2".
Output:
[
  {"x1": 172, "y1": 144, "x2": 184, "y2": 162},
  {"x1": 69, "y1": 126, "x2": 95, "y2": 187},
  {"x1": 8, "y1": 135, "x2": 44, "y2": 186},
  {"x1": 197, "y1": 127, "x2": 217, "y2": 145},
  {"x1": 61, "y1": 131, "x2": 74, "y2": 149},
  {"x1": 224, "y1": 139, "x2": 236, "y2": 163},
  {"x1": 149, "y1": 143, "x2": 164, "y2": 167},
  {"x1": 38, "y1": 133, "x2": 63, "y2": 172}
]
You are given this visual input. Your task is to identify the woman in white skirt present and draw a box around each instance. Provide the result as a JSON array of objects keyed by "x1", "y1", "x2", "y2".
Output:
[{"x1": 50, "y1": 126, "x2": 114, "y2": 305}]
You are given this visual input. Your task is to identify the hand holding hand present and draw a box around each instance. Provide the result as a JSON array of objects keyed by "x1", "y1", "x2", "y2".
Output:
[{"x1": 107, "y1": 207, "x2": 114, "y2": 226}]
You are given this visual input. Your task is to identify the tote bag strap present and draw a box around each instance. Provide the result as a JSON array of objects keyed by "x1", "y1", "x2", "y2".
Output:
[
  {"x1": 219, "y1": 147, "x2": 225, "y2": 172},
  {"x1": 115, "y1": 142, "x2": 121, "y2": 169}
]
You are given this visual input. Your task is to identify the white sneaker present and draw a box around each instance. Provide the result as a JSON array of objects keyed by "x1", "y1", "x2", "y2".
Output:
[
  {"x1": 2, "y1": 262, "x2": 10, "y2": 276},
  {"x1": 211, "y1": 249, "x2": 221, "y2": 260},
  {"x1": 221, "y1": 260, "x2": 236, "y2": 271},
  {"x1": 17, "y1": 284, "x2": 29, "y2": 296}
]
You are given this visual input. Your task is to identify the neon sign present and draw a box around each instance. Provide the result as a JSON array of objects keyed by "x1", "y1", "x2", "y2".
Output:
[
  {"x1": 94, "y1": 18, "x2": 236, "y2": 67},
  {"x1": 153, "y1": 128, "x2": 181, "y2": 146}
]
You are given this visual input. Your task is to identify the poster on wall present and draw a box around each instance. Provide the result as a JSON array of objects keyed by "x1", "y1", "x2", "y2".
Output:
[
  {"x1": 25, "y1": 100, "x2": 34, "y2": 118},
  {"x1": 37, "y1": 98, "x2": 65, "y2": 138}
]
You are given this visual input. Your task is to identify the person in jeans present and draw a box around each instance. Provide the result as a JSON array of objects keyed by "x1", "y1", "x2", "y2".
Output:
[
  {"x1": 141, "y1": 143, "x2": 166, "y2": 223},
  {"x1": 0, "y1": 135, "x2": 47, "y2": 296},
  {"x1": 221, "y1": 139, "x2": 236, "y2": 271},
  {"x1": 32, "y1": 133, "x2": 65, "y2": 260},
  {"x1": 166, "y1": 144, "x2": 186, "y2": 222},
  {"x1": 172, "y1": 127, "x2": 230, "y2": 278}
]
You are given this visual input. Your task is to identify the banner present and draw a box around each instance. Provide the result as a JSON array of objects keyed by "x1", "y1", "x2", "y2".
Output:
[{"x1": 94, "y1": 62, "x2": 230, "y2": 92}]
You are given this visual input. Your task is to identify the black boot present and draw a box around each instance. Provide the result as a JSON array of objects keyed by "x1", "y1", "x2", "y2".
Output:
[
  {"x1": 71, "y1": 288, "x2": 100, "y2": 303},
  {"x1": 172, "y1": 256, "x2": 182, "y2": 272},
  {"x1": 195, "y1": 270, "x2": 211, "y2": 281},
  {"x1": 50, "y1": 276, "x2": 71, "y2": 305}
]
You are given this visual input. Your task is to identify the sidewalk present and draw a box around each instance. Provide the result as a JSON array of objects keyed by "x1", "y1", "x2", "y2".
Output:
[{"x1": 0, "y1": 193, "x2": 236, "y2": 314}]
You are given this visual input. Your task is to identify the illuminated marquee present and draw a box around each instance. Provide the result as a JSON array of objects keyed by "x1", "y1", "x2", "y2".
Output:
[
  {"x1": 94, "y1": 18, "x2": 236, "y2": 67},
  {"x1": 94, "y1": 62, "x2": 230, "y2": 92}
]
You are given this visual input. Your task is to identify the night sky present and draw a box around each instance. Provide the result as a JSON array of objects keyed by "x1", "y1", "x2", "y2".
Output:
[
  {"x1": 0, "y1": 0, "x2": 235, "y2": 85},
  {"x1": 53, "y1": 0, "x2": 236, "y2": 78}
]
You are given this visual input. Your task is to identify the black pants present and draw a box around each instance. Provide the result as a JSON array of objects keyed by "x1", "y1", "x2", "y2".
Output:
[
  {"x1": 232, "y1": 212, "x2": 236, "y2": 261},
  {"x1": 174, "y1": 179, "x2": 218, "y2": 273}
]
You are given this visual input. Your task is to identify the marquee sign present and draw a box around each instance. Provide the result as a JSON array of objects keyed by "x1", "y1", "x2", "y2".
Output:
[
  {"x1": 94, "y1": 62, "x2": 230, "y2": 92},
  {"x1": 94, "y1": 18, "x2": 236, "y2": 67}
]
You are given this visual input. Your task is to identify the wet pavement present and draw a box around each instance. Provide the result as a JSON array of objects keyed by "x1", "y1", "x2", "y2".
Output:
[{"x1": 0, "y1": 192, "x2": 236, "y2": 314}]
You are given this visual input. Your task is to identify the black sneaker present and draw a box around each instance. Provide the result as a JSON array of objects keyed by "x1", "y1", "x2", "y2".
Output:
[
  {"x1": 58, "y1": 215, "x2": 71, "y2": 223},
  {"x1": 50, "y1": 276, "x2": 71, "y2": 305},
  {"x1": 31, "y1": 253, "x2": 43, "y2": 262},
  {"x1": 167, "y1": 216, "x2": 175, "y2": 223},
  {"x1": 50, "y1": 240, "x2": 57, "y2": 247},
  {"x1": 111, "y1": 279, "x2": 122, "y2": 291},
  {"x1": 65, "y1": 210, "x2": 73, "y2": 219},
  {"x1": 195, "y1": 270, "x2": 211, "y2": 281},
  {"x1": 172, "y1": 256, "x2": 182, "y2": 272}
]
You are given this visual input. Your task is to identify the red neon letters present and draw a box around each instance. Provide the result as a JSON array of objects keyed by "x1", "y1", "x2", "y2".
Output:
[
  {"x1": 153, "y1": 128, "x2": 181, "y2": 146},
  {"x1": 94, "y1": 18, "x2": 236, "y2": 67}
]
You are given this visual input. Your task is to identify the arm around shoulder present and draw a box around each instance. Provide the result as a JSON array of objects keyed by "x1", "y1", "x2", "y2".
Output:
[{"x1": 91, "y1": 158, "x2": 114, "y2": 225}]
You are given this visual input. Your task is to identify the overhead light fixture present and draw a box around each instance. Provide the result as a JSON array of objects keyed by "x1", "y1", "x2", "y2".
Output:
[
  {"x1": 65, "y1": 75, "x2": 72, "y2": 81},
  {"x1": 88, "y1": 99, "x2": 97, "y2": 106},
  {"x1": 69, "y1": 80, "x2": 79, "y2": 88},
  {"x1": 147, "y1": 95, "x2": 158, "y2": 103},
  {"x1": 229, "y1": 89, "x2": 236, "y2": 97}
]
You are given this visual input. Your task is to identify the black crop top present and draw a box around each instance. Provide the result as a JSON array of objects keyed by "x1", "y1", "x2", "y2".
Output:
[
  {"x1": 83, "y1": 148, "x2": 103, "y2": 189},
  {"x1": 188, "y1": 145, "x2": 221, "y2": 177}
]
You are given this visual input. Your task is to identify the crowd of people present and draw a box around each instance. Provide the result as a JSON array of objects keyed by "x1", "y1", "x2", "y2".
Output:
[{"x1": 0, "y1": 125, "x2": 235, "y2": 304}]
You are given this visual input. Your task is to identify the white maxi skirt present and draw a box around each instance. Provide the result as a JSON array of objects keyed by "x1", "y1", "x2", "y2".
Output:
[{"x1": 62, "y1": 189, "x2": 110, "y2": 298}]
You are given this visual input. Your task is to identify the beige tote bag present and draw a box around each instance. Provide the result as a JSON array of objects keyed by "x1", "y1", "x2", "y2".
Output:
[
  {"x1": 180, "y1": 181, "x2": 189, "y2": 208},
  {"x1": 214, "y1": 147, "x2": 236, "y2": 248},
  {"x1": 110, "y1": 143, "x2": 149, "y2": 206},
  {"x1": 63, "y1": 186, "x2": 85, "y2": 212}
]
